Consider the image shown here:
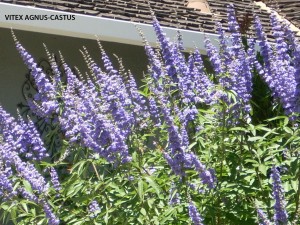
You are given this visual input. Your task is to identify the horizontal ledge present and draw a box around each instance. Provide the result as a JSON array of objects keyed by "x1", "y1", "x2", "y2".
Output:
[{"x1": 0, "y1": 2, "x2": 220, "y2": 53}]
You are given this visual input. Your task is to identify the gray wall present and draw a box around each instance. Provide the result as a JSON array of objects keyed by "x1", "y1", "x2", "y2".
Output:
[{"x1": 0, "y1": 27, "x2": 148, "y2": 117}]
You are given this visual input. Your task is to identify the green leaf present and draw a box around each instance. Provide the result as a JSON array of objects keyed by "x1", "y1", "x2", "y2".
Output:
[
  {"x1": 283, "y1": 127, "x2": 293, "y2": 134},
  {"x1": 265, "y1": 116, "x2": 287, "y2": 122},
  {"x1": 147, "y1": 198, "x2": 155, "y2": 209},
  {"x1": 258, "y1": 164, "x2": 267, "y2": 176},
  {"x1": 11, "y1": 207, "x2": 17, "y2": 224},
  {"x1": 144, "y1": 176, "x2": 161, "y2": 196},
  {"x1": 245, "y1": 159, "x2": 259, "y2": 166},
  {"x1": 248, "y1": 136, "x2": 264, "y2": 142},
  {"x1": 23, "y1": 180, "x2": 33, "y2": 193},
  {"x1": 140, "y1": 208, "x2": 147, "y2": 216},
  {"x1": 291, "y1": 180, "x2": 298, "y2": 192},
  {"x1": 137, "y1": 216, "x2": 143, "y2": 224},
  {"x1": 21, "y1": 202, "x2": 28, "y2": 213},
  {"x1": 229, "y1": 127, "x2": 247, "y2": 132},
  {"x1": 138, "y1": 180, "x2": 144, "y2": 202},
  {"x1": 73, "y1": 220, "x2": 85, "y2": 225}
]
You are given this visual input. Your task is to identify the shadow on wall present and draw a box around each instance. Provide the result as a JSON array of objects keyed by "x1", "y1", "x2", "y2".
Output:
[
  {"x1": 0, "y1": 27, "x2": 149, "y2": 117},
  {"x1": 0, "y1": 27, "x2": 213, "y2": 117}
]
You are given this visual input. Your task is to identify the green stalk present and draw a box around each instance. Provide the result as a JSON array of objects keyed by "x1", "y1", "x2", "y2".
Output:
[
  {"x1": 92, "y1": 162, "x2": 101, "y2": 181},
  {"x1": 216, "y1": 102, "x2": 227, "y2": 224}
]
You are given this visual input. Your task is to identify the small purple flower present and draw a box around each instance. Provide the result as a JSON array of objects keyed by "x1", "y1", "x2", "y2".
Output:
[
  {"x1": 89, "y1": 200, "x2": 101, "y2": 218},
  {"x1": 168, "y1": 183, "x2": 180, "y2": 206},
  {"x1": 169, "y1": 192, "x2": 180, "y2": 206},
  {"x1": 188, "y1": 182, "x2": 196, "y2": 191},
  {"x1": 128, "y1": 175, "x2": 134, "y2": 181}
]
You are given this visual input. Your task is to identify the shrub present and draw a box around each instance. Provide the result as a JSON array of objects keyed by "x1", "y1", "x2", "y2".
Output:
[{"x1": 0, "y1": 4, "x2": 300, "y2": 225}]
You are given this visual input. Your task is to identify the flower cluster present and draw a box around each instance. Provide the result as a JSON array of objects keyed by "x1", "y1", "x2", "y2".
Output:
[
  {"x1": 271, "y1": 166, "x2": 288, "y2": 224},
  {"x1": 188, "y1": 202, "x2": 204, "y2": 225},
  {"x1": 88, "y1": 200, "x2": 101, "y2": 218},
  {"x1": 49, "y1": 167, "x2": 61, "y2": 194},
  {"x1": 12, "y1": 31, "x2": 59, "y2": 117},
  {"x1": 256, "y1": 165, "x2": 289, "y2": 225},
  {"x1": 57, "y1": 46, "x2": 145, "y2": 164},
  {"x1": 254, "y1": 12, "x2": 300, "y2": 117},
  {"x1": 0, "y1": 106, "x2": 48, "y2": 161},
  {"x1": 257, "y1": 209, "x2": 271, "y2": 225},
  {"x1": 0, "y1": 106, "x2": 59, "y2": 224},
  {"x1": 207, "y1": 5, "x2": 253, "y2": 120},
  {"x1": 5, "y1": 3, "x2": 300, "y2": 225}
]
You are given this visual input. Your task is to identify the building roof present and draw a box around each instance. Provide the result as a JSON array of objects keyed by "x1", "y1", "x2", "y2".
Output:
[
  {"x1": 0, "y1": 0, "x2": 299, "y2": 44},
  {"x1": 265, "y1": 0, "x2": 300, "y2": 29},
  {"x1": 0, "y1": 0, "x2": 287, "y2": 35}
]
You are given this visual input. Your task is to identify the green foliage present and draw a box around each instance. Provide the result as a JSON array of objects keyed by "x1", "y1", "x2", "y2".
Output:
[
  {"x1": 2, "y1": 25, "x2": 300, "y2": 225},
  {"x1": 1, "y1": 64, "x2": 300, "y2": 225}
]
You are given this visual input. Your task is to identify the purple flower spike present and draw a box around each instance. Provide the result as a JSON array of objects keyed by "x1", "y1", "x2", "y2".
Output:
[
  {"x1": 40, "y1": 199, "x2": 60, "y2": 225},
  {"x1": 168, "y1": 183, "x2": 180, "y2": 206},
  {"x1": 205, "y1": 37, "x2": 224, "y2": 76},
  {"x1": 270, "y1": 12, "x2": 297, "y2": 116},
  {"x1": 271, "y1": 166, "x2": 288, "y2": 224},
  {"x1": 188, "y1": 153, "x2": 216, "y2": 189},
  {"x1": 227, "y1": 4, "x2": 243, "y2": 55},
  {"x1": 49, "y1": 167, "x2": 61, "y2": 194},
  {"x1": 14, "y1": 156, "x2": 49, "y2": 194},
  {"x1": 282, "y1": 21, "x2": 300, "y2": 113},
  {"x1": 19, "y1": 117, "x2": 48, "y2": 160},
  {"x1": 0, "y1": 167, "x2": 17, "y2": 199},
  {"x1": 19, "y1": 188, "x2": 59, "y2": 225},
  {"x1": 13, "y1": 35, "x2": 58, "y2": 116},
  {"x1": 257, "y1": 209, "x2": 271, "y2": 225},
  {"x1": 254, "y1": 14, "x2": 299, "y2": 116},
  {"x1": 138, "y1": 27, "x2": 164, "y2": 81},
  {"x1": 152, "y1": 16, "x2": 177, "y2": 79},
  {"x1": 192, "y1": 49, "x2": 217, "y2": 104},
  {"x1": 188, "y1": 202, "x2": 204, "y2": 225}
]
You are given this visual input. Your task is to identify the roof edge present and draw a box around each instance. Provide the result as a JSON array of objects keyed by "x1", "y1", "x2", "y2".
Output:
[
  {"x1": 254, "y1": 1, "x2": 300, "y2": 36},
  {"x1": 0, "y1": 2, "x2": 220, "y2": 53}
]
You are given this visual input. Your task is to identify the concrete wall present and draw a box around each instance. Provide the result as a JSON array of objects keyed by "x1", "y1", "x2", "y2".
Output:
[{"x1": 0, "y1": 27, "x2": 149, "y2": 117}]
